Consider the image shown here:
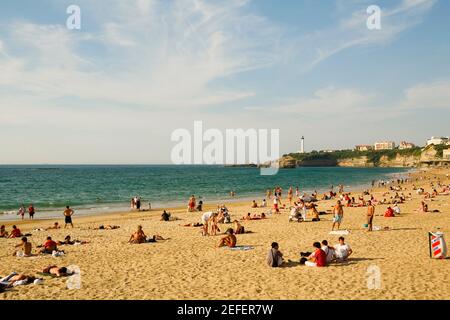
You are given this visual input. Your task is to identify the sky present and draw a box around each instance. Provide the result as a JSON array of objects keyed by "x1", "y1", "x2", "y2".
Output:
[{"x1": 0, "y1": 0, "x2": 449, "y2": 164}]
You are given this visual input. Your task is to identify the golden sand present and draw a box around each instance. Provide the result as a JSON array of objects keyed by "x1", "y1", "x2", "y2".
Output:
[{"x1": 1, "y1": 168, "x2": 449, "y2": 300}]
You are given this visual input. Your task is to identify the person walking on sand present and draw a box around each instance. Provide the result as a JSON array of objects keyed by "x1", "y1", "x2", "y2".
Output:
[
  {"x1": 63, "y1": 206, "x2": 74, "y2": 228},
  {"x1": 331, "y1": 200, "x2": 344, "y2": 231},
  {"x1": 366, "y1": 200, "x2": 375, "y2": 232},
  {"x1": 17, "y1": 205, "x2": 25, "y2": 220},
  {"x1": 28, "y1": 204, "x2": 35, "y2": 220}
]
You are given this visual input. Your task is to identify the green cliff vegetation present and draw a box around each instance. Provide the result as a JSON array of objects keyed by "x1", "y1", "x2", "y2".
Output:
[{"x1": 284, "y1": 147, "x2": 424, "y2": 166}]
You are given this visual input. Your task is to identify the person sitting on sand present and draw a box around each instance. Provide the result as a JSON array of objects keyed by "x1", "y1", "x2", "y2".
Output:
[
  {"x1": 393, "y1": 203, "x2": 401, "y2": 215},
  {"x1": 251, "y1": 200, "x2": 258, "y2": 208},
  {"x1": 267, "y1": 242, "x2": 284, "y2": 267},
  {"x1": 46, "y1": 222, "x2": 61, "y2": 230},
  {"x1": 129, "y1": 225, "x2": 147, "y2": 244},
  {"x1": 217, "y1": 228, "x2": 237, "y2": 248},
  {"x1": 302, "y1": 242, "x2": 327, "y2": 267},
  {"x1": 14, "y1": 237, "x2": 33, "y2": 257},
  {"x1": 420, "y1": 201, "x2": 428, "y2": 213},
  {"x1": 233, "y1": 220, "x2": 245, "y2": 234},
  {"x1": 161, "y1": 210, "x2": 170, "y2": 221},
  {"x1": 321, "y1": 240, "x2": 335, "y2": 263},
  {"x1": 41, "y1": 265, "x2": 72, "y2": 277},
  {"x1": 8, "y1": 225, "x2": 22, "y2": 238},
  {"x1": 310, "y1": 203, "x2": 320, "y2": 222},
  {"x1": 261, "y1": 199, "x2": 267, "y2": 207},
  {"x1": 384, "y1": 206, "x2": 395, "y2": 217},
  {"x1": 334, "y1": 237, "x2": 352, "y2": 262},
  {"x1": 242, "y1": 212, "x2": 252, "y2": 221},
  {"x1": 0, "y1": 225, "x2": 8, "y2": 238},
  {"x1": 38, "y1": 236, "x2": 58, "y2": 254}
]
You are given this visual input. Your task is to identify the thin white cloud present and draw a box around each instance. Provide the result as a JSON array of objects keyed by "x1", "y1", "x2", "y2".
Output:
[{"x1": 0, "y1": 0, "x2": 281, "y2": 110}]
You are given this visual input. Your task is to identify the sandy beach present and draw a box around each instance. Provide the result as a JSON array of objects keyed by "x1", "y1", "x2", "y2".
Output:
[{"x1": 1, "y1": 168, "x2": 449, "y2": 300}]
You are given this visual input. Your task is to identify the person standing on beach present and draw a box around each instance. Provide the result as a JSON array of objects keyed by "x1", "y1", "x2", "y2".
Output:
[
  {"x1": 63, "y1": 206, "x2": 74, "y2": 228},
  {"x1": 287, "y1": 187, "x2": 293, "y2": 205},
  {"x1": 28, "y1": 204, "x2": 35, "y2": 220},
  {"x1": 367, "y1": 200, "x2": 375, "y2": 232},
  {"x1": 17, "y1": 205, "x2": 25, "y2": 220},
  {"x1": 331, "y1": 200, "x2": 344, "y2": 231},
  {"x1": 266, "y1": 189, "x2": 272, "y2": 200}
]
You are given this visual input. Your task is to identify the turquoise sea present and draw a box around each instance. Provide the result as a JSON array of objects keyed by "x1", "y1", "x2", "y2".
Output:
[{"x1": 0, "y1": 165, "x2": 411, "y2": 220}]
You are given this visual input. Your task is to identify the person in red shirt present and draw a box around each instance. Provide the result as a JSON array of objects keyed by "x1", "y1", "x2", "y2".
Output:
[
  {"x1": 305, "y1": 242, "x2": 327, "y2": 267},
  {"x1": 384, "y1": 206, "x2": 395, "y2": 217},
  {"x1": 38, "y1": 236, "x2": 58, "y2": 254},
  {"x1": 28, "y1": 204, "x2": 35, "y2": 220},
  {"x1": 8, "y1": 225, "x2": 22, "y2": 238}
]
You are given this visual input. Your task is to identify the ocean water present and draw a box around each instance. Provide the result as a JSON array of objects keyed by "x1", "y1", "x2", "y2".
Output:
[{"x1": 0, "y1": 165, "x2": 410, "y2": 220}]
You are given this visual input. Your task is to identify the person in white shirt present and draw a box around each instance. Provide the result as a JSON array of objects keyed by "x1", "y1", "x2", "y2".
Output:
[
  {"x1": 261, "y1": 199, "x2": 267, "y2": 207},
  {"x1": 393, "y1": 204, "x2": 401, "y2": 215},
  {"x1": 201, "y1": 211, "x2": 215, "y2": 224},
  {"x1": 334, "y1": 237, "x2": 352, "y2": 261},
  {"x1": 321, "y1": 240, "x2": 335, "y2": 263}
]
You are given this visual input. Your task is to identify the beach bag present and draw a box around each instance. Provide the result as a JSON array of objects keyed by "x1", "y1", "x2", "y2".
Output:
[{"x1": 429, "y1": 232, "x2": 447, "y2": 259}]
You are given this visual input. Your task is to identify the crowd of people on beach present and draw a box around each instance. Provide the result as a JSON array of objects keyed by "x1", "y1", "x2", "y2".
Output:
[{"x1": 2, "y1": 171, "x2": 449, "y2": 294}]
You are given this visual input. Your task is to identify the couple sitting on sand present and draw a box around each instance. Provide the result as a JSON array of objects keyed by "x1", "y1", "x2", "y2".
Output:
[
  {"x1": 14, "y1": 236, "x2": 66, "y2": 257},
  {"x1": 128, "y1": 225, "x2": 166, "y2": 244}
]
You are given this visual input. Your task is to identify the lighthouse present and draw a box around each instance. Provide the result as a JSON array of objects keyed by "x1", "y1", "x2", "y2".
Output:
[{"x1": 300, "y1": 136, "x2": 305, "y2": 153}]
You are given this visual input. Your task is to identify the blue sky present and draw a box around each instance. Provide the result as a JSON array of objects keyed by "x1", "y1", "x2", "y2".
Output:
[{"x1": 0, "y1": 0, "x2": 449, "y2": 164}]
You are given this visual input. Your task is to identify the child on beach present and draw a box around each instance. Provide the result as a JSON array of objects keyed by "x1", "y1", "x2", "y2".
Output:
[{"x1": 17, "y1": 205, "x2": 25, "y2": 220}]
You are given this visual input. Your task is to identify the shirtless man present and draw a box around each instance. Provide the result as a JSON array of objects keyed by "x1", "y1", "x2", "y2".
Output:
[
  {"x1": 367, "y1": 200, "x2": 375, "y2": 232},
  {"x1": 46, "y1": 222, "x2": 60, "y2": 230},
  {"x1": 63, "y1": 206, "x2": 74, "y2": 228},
  {"x1": 129, "y1": 225, "x2": 147, "y2": 244},
  {"x1": 14, "y1": 237, "x2": 33, "y2": 257},
  {"x1": 217, "y1": 228, "x2": 237, "y2": 248},
  {"x1": 331, "y1": 200, "x2": 344, "y2": 231},
  {"x1": 41, "y1": 265, "x2": 71, "y2": 277}
]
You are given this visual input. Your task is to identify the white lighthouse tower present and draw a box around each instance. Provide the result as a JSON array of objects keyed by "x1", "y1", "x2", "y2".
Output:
[{"x1": 299, "y1": 136, "x2": 305, "y2": 153}]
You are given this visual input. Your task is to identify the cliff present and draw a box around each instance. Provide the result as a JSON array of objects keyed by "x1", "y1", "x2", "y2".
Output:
[{"x1": 277, "y1": 145, "x2": 447, "y2": 168}]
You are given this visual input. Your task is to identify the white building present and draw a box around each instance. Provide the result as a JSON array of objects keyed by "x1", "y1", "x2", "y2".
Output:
[
  {"x1": 427, "y1": 136, "x2": 449, "y2": 146},
  {"x1": 374, "y1": 141, "x2": 395, "y2": 150},
  {"x1": 444, "y1": 149, "x2": 450, "y2": 160},
  {"x1": 355, "y1": 145, "x2": 373, "y2": 151},
  {"x1": 299, "y1": 136, "x2": 305, "y2": 153},
  {"x1": 399, "y1": 141, "x2": 415, "y2": 149}
]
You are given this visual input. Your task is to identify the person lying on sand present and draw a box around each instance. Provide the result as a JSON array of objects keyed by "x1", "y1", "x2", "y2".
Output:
[
  {"x1": 57, "y1": 235, "x2": 89, "y2": 245},
  {"x1": 92, "y1": 225, "x2": 120, "y2": 230},
  {"x1": 45, "y1": 222, "x2": 61, "y2": 230},
  {"x1": 180, "y1": 222, "x2": 203, "y2": 227},
  {"x1": 241, "y1": 212, "x2": 266, "y2": 221},
  {"x1": 13, "y1": 237, "x2": 33, "y2": 257},
  {"x1": 217, "y1": 228, "x2": 236, "y2": 248},
  {"x1": 41, "y1": 265, "x2": 73, "y2": 277},
  {"x1": 0, "y1": 273, "x2": 40, "y2": 288},
  {"x1": 37, "y1": 236, "x2": 59, "y2": 254},
  {"x1": 0, "y1": 225, "x2": 8, "y2": 238}
]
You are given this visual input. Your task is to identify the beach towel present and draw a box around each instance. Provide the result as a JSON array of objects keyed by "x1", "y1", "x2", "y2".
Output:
[
  {"x1": 329, "y1": 230, "x2": 349, "y2": 235},
  {"x1": 226, "y1": 246, "x2": 254, "y2": 251}
]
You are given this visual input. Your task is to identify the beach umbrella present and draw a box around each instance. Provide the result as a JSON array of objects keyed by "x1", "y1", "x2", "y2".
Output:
[{"x1": 301, "y1": 195, "x2": 318, "y2": 202}]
